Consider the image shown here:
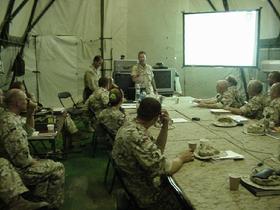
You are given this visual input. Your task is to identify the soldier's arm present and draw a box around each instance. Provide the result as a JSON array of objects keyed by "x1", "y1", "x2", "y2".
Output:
[
  {"x1": 151, "y1": 78, "x2": 157, "y2": 94},
  {"x1": 167, "y1": 150, "x2": 194, "y2": 175},
  {"x1": 3, "y1": 127, "x2": 34, "y2": 168},
  {"x1": 156, "y1": 110, "x2": 169, "y2": 153},
  {"x1": 227, "y1": 107, "x2": 243, "y2": 115},
  {"x1": 131, "y1": 66, "x2": 140, "y2": 83}
]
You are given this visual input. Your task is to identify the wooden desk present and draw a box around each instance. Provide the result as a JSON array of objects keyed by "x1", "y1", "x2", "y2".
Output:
[{"x1": 159, "y1": 97, "x2": 280, "y2": 209}]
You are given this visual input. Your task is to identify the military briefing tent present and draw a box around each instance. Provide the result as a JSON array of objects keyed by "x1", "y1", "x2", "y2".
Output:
[{"x1": 0, "y1": 0, "x2": 280, "y2": 107}]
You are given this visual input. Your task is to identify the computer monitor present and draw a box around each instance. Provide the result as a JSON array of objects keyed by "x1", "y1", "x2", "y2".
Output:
[
  {"x1": 153, "y1": 68, "x2": 175, "y2": 94},
  {"x1": 113, "y1": 72, "x2": 135, "y2": 100}
]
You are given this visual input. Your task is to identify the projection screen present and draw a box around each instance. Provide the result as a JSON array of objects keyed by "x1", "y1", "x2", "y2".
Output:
[{"x1": 183, "y1": 10, "x2": 260, "y2": 67}]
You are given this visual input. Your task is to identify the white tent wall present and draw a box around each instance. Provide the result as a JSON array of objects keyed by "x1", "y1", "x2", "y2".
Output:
[
  {"x1": 1, "y1": 0, "x2": 280, "y2": 104},
  {"x1": 22, "y1": 0, "x2": 102, "y2": 106}
]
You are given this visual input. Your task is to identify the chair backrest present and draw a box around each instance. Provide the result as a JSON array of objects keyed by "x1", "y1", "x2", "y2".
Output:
[
  {"x1": 166, "y1": 176, "x2": 194, "y2": 210},
  {"x1": 57, "y1": 91, "x2": 77, "y2": 108}
]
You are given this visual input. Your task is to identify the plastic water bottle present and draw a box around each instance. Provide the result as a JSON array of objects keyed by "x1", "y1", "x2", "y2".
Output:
[
  {"x1": 135, "y1": 84, "x2": 140, "y2": 101},
  {"x1": 140, "y1": 91, "x2": 146, "y2": 101}
]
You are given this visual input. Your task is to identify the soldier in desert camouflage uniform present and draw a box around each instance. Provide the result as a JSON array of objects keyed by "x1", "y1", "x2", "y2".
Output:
[
  {"x1": 264, "y1": 82, "x2": 280, "y2": 126},
  {"x1": 0, "y1": 89, "x2": 64, "y2": 209},
  {"x1": 265, "y1": 71, "x2": 280, "y2": 106},
  {"x1": 227, "y1": 80, "x2": 266, "y2": 119},
  {"x1": 10, "y1": 81, "x2": 80, "y2": 137},
  {"x1": 112, "y1": 97, "x2": 194, "y2": 210},
  {"x1": 131, "y1": 51, "x2": 157, "y2": 95},
  {"x1": 194, "y1": 80, "x2": 243, "y2": 109},
  {"x1": 0, "y1": 158, "x2": 48, "y2": 210},
  {"x1": 98, "y1": 88, "x2": 126, "y2": 136},
  {"x1": 87, "y1": 77, "x2": 110, "y2": 117},
  {"x1": 83, "y1": 55, "x2": 103, "y2": 102}
]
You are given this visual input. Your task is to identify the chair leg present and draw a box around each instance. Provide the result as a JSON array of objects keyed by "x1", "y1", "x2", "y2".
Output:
[
  {"x1": 92, "y1": 132, "x2": 97, "y2": 157},
  {"x1": 108, "y1": 171, "x2": 116, "y2": 194},
  {"x1": 104, "y1": 157, "x2": 112, "y2": 184}
]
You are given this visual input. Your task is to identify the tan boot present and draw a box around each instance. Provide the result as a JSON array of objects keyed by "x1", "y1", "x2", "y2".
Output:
[{"x1": 9, "y1": 195, "x2": 49, "y2": 210}]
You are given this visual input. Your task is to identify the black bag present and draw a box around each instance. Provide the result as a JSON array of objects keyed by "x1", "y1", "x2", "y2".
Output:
[{"x1": 12, "y1": 53, "x2": 25, "y2": 76}]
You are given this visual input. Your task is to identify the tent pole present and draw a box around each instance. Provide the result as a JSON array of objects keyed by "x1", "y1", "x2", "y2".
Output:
[
  {"x1": 206, "y1": 0, "x2": 217, "y2": 11},
  {"x1": 0, "y1": 0, "x2": 16, "y2": 41},
  {"x1": 33, "y1": 35, "x2": 40, "y2": 104},
  {"x1": 10, "y1": 0, "x2": 30, "y2": 21},
  {"x1": 240, "y1": 68, "x2": 249, "y2": 101},
  {"x1": 222, "y1": 0, "x2": 229, "y2": 11},
  {"x1": 100, "y1": 0, "x2": 105, "y2": 77}
]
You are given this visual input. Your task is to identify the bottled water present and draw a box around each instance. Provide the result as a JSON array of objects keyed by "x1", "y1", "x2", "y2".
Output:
[{"x1": 135, "y1": 84, "x2": 140, "y2": 101}]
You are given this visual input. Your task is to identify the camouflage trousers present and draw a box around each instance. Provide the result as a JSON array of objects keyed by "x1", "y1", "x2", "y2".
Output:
[
  {"x1": 0, "y1": 158, "x2": 28, "y2": 204},
  {"x1": 19, "y1": 159, "x2": 65, "y2": 209}
]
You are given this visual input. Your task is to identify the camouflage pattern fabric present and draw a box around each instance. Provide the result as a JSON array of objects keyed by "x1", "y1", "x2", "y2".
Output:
[
  {"x1": 0, "y1": 158, "x2": 28, "y2": 204},
  {"x1": 131, "y1": 64, "x2": 154, "y2": 94},
  {"x1": 112, "y1": 120, "x2": 182, "y2": 210},
  {"x1": 98, "y1": 107, "x2": 126, "y2": 136},
  {"x1": 87, "y1": 87, "x2": 109, "y2": 117},
  {"x1": 216, "y1": 86, "x2": 244, "y2": 108},
  {"x1": 240, "y1": 94, "x2": 266, "y2": 119},
  {"x1": 65, "y1": 115, "x2": 78, "y2": 134},
  {"x1": 264, "y1": 97, "x2": 280, "y2": 126},
  {"x1": 0, "y1": 110, "x2": 65, "y2": 208}
]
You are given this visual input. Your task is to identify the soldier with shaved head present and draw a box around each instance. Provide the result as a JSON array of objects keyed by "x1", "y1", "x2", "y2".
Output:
[
  {"x1": 265, "y1": 82, "x2": 280, "y2": 126},
  {"x1": 0, "y1": 89, "x2": 65, "y2": 209},
  {"x1": 227, "y1": 80, "x2": 266, "y2": 119},
  {"x1": 194, "y1": 80, "x2": 244, "y2": 109}
]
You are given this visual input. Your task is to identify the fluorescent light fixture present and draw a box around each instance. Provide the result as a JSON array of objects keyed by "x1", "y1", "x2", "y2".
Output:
[{"x1": 183, "y1": 10, "x2": 260, "y2": 67}]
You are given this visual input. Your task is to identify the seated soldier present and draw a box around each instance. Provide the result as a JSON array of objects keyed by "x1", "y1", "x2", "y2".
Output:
[
  {"x1": 0, "y1": 88, "x2": 4, "y2": 110},
  {"x1": 194, "y1": 80, "x2": 244, "y2": 109},
  {"x1": 0, "y1": 158, "x2": 48, "y2": 210},
  {"x1": 86, "y1": 77, "x2": 110, "y2": 118},
  {"x1": 265, "y1": 71, "x2": 280, "y2": 105},
  {"x1": 10, "y1": 81, "x2": 83, "y2": 144},
  {"x1": 226, "y1": 80, "x2": 266, "y2": 119},
  {"x1": 226, "y1": 75, "x2": 244, "y2": 105},
  {"x1": 0, "y1": 89, "x2": 65, "y2": 209},
  {"x1": 112, "y1": 97, "x2": 194, "y2": 210},
  {"x1": 263, "y1": 82, "x2": 280, "y2": 127},
  {"x1": 98, "y1": 88, "x2": 126, "y2": 136}
]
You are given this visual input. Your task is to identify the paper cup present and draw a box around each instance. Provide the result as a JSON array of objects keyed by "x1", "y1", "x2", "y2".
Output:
[
  {"x1": 188, "y1": 142, "x2": 197, "y2": 152},
  {"x1": 47, "y1": 124, "x2": 55, "y2": 133},
  {"x1": 229, "y1": 174, "x2": 241, "y2": 191},
  {"x1": 199, "y1": 138, "x2": 209, "y2": 146}
]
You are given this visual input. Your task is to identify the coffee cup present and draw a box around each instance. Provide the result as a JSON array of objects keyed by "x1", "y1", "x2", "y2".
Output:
[
  {"x1": 47, "y1": 124, "x2": 55, "y2": 133},
  {"x1": 229, "y1": 174, "x2": 241, "y2": 191}
]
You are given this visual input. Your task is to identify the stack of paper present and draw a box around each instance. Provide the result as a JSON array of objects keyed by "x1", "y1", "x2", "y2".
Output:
[
  {"x1": 210, "y1": 109, "x2": 230, "y2": 114},
  {"x1": 215, "y1": 150, "x2": 244, "y2": 160},
  {"x1": 121, "y1": 103, "x2": 137, "y2": 109},
  {"x1": 227, "y1": 115, "x2": 248, "y2": 123},
  {"x1": 171, "y1": 118, "x2": 188, "y2": 123}
]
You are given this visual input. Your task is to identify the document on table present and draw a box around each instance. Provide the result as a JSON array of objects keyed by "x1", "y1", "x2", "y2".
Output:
[
  {"x1": 210, "y1": 109, "x2": 231, "y2": 114},
  {"x1": 121, "y1": 103, "x2": 137, "y2": 109},
  {"x1": 172, "y1": 118, "x2": 188, "y2": 123},
  {"x1": 215, "y1": 150, "x2": 244, "y2": 160},
  {"x1": 227, "y1": 114, "x2": 248, "y2": 123}
]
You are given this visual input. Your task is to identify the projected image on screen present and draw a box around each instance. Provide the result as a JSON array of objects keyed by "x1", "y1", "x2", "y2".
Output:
[{"x1": 183, "y1": 10, "x2": 260, "y2": 67}]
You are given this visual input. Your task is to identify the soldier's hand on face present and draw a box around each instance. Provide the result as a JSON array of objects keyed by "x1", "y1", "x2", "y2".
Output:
[
  {"x1": 178, "y1": 150, "x2": 194, "y2": 163},
  {"x1": 26, "y1": 99, "x2": 37, "y2": 115},
  {"x1": 159, "y1": 109, "x2": 170, "y2": 126}
]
